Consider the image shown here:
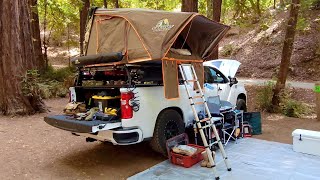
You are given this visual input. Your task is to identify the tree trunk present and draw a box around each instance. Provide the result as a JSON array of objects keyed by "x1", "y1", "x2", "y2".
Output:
[
  {"x1": 206, "y1": 0, "x2": 213, "y2": 19},
  {"x1": 114, "y1": 0, "x2": 119, "y2": 8},
  {"x1": 212, "y1": 0, "x2": 222, "y2": 22},
  {"x1": 211, "y1": 0, "x2": 222, "y2": 59},
  {"x1": 28, "y1": 0, "x2": 44, "y2": 71},
  {"x1": 0, "y1": 0, "x2": 46, "y2": 115},
  {"x1": 257, "y1": 0, "x2": 261, "y2": 16},
  {"x1": 280, "y1": 0, "x2": 285, "y2": 7},
  {"x1": 79, "y1": 0, "x2": 90, "y2": 56},
  {"x1": 181, "y1": 0, "x2": 198, "y2": 12},
  {"x1": 271, "y1": 0, "x2": 300, "y2": 109},
  {"x1": 103, "y1": 0, "x2": 107, "y2": 8},
  {"x1": 43, "y1": 0, "x2": 48, "y2": 69}
]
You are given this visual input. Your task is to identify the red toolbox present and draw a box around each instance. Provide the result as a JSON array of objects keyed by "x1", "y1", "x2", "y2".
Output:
[{"x1": 166, "y1": 133, "x2": 205, "y2": 168}]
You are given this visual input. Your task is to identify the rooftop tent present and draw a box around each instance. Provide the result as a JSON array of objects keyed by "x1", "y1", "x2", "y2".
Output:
[{"x1": 81, "y1": 8, "x2": 230, "y2": 99}]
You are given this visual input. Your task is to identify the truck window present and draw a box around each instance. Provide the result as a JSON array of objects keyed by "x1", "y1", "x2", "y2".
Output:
[{"x1": 205, "y1": 66, "x2": 228, "y2": 84}]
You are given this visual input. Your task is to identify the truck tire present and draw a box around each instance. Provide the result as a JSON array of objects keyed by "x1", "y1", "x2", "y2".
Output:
[
  {"x1": 236, "y1": 99, "x2": 247, "y2": 112},
  {"x1": 150, "y1": 109, "x2": 185, "y2": 156}
]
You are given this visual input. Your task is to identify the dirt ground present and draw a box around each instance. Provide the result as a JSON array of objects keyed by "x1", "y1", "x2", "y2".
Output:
[
  {"x1": 0, "y1": 98, "x2": 164, "y2": 180},
  {"x1": 0, "y1": 86, "x2": 319, "y2": 179}
]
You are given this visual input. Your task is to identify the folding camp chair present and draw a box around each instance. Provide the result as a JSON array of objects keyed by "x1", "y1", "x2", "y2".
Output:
[{"x1": 207, "y1": 96, "x2": 239, "y2": 146}]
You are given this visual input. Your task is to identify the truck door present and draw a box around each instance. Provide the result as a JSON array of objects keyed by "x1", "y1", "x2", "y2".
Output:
[
  {"x1": 203, "y1": 66, "x2": 219, "y2": 98},
  {"x1": 205, "y1": 66, "x2": 230, "y2": 101}
]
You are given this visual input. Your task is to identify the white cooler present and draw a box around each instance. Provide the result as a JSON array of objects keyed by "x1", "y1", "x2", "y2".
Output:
[{"x1": 292, "y1": 129, "x2": 320, "y2": 156}]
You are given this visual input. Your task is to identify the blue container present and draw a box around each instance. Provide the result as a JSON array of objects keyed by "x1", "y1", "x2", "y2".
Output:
[{"x1": 243, "y1": 112, "x2": 262, "y2": 135}]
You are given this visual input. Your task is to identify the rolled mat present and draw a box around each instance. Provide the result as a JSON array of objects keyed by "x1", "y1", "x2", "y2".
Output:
[{"x1": 73, "y1": 52, "x2": 123, "y2": 66}]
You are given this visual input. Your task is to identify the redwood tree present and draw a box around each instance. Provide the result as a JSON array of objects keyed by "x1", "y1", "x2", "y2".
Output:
[
  {"x1": 28, "y1": 0, "x2": 44, "y2": 71},
  {"x1": 0, "y1": 0, "x2": 45, "y2": 115},
  {"x1": 79, "y1": 0, "x2": 90, "y2": 56},
  {"x1": 181, "y1": 0, "x2": 198, "y2": 12},
  {"x1": 211, "y1": 0, "x2": 222, "y2": 59},
  {"x1": 272, "y1": 0, "x2": 300, "y2": 108}
]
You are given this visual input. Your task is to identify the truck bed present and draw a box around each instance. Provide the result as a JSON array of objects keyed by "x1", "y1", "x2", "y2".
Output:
[{"x1": 44, "y1": 115, "x2": 121, "y2": 133}]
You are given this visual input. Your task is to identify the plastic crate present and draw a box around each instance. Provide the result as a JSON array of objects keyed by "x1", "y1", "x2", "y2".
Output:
[{"x1": 166, "y1": 133, "x2": 205, "y2": 168}]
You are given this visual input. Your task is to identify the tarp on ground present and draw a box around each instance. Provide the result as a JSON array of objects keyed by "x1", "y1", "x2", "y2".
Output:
[{"x1": 82, "y1": 8, "x2": 230, "y2": 99}]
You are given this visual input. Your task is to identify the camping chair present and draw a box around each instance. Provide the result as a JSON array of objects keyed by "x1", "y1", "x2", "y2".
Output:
[{"x1": 207, "y1": 96, "x2": 238, "y2": 146}]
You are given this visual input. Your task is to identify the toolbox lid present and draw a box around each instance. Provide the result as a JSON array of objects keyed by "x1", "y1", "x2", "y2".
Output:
[{"x1": 292, "y1": 129, "x2": 320, "y2": 139}]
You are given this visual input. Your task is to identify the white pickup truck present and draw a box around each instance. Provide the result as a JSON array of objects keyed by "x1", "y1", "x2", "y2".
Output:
[{"x1": 44, "y1": 59, "x2": 246, "y2": 155}]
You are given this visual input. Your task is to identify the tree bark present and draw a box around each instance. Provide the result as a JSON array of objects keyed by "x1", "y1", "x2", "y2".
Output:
[
  {"x1": 79, "y1": 0, "x2": 90, "y2": 56},
  {"x1": 206, "y1": 0, "x2": 213, "y2": 19},
  {"x1": 181, "y1": 0, "x2": 198, "y2": 12},
  {"x1": 272, "y1": 0, "x2": 300, "y2": 109},
  {"x1": 280, "y1": 0, "x2": 285, "y2": 7},
  {"x1": 114, "y1": 0, "x2": 119, "y2": 8},
  {"x1": 103, "y1": 0, "x2": 107, "y2": 8},
  {"x1": 257, "y1": 0, "x2": 261, "y2": 16},
  {"x1": 211, "y1": 0, "x2": 222, "y2": 59},
  {"x1": 43, "y1": 0, "x2": 48, "y2": 69},
  {"x1": 0, "y1": 0, "x2": 46, "y2": 115},
  {"x1": 28, "y1": 0, "x2": 44, "y2": 71}
]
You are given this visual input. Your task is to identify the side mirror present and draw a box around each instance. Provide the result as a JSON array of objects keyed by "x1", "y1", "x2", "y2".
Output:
[{"x1": 228, "y1": 76, "x2": 238, "y2": 87}]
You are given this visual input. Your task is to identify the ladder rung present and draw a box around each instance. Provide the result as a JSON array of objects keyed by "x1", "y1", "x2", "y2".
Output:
[
  {"x1": 200, "y1": 117, "x2": 211, "y2": 123},
  {"x1": 192, "y1": 95, "x2": 203, "y2": 99},
  {"x1": 180, "y1": 64, "x2": 192, "y2": 67},
  {"x1": 186, "y1": 79, "x2": 197, "y2": 82},
  {"x1": 202, "y1": 124, "x2": 212, "y2": 129},
  {"x1": 193, "y1": 101, "x2": 205, "y2": 105},
  {"x1": 209, "y1": 141, "x2": 218, "y2": 147}
]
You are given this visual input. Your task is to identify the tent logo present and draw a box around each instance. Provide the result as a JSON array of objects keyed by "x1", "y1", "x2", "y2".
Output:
[{"x1": 152, "y1": 19, "x2": 174, "y2": 32}]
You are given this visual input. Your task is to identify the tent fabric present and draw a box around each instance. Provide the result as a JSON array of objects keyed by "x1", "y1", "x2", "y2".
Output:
[
  {"x1": 85, "y1": 8, "x2": 230, "y2": 63},
  {"x1": 82, "y1": 8, "x2": 230, "y2": 99}
]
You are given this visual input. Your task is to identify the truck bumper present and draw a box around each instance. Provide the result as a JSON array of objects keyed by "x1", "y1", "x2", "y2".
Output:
[
  {"x1": 74, "y1": 128, "x2": 143, "y2": 145},
  {"x1": 44, "y1": 115, "x2": 143, "y2": 145}
]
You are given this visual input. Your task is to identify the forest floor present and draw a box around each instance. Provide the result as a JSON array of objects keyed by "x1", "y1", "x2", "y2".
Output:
[{"x1": 0, "y1": 85, "x2": 318, "y2": 179}]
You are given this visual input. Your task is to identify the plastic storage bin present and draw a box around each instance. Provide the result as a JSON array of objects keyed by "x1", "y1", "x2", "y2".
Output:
[
  {"x1": 166, "y1": 133, "x2": 205, "y2": 168},
  {"x1": 292, "y1": 129, "x2": 320, "y2": 156}
]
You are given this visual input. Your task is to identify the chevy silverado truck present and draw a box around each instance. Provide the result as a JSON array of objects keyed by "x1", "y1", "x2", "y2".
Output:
[{"x1": 44, "y1": 59, "x2": 246, "y2": 155}]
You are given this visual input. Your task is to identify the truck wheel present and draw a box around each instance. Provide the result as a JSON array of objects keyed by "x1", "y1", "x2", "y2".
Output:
[
  {"x1": 150, "y1": 109, "x2": 185, "y2": 156},
  {"x1": 236, "y1": 99, "x2": 247, "y2": 112}
]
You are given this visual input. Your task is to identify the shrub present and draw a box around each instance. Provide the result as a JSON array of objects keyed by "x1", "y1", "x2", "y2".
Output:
[
  {"x1": 42, "y1": 65, "x2": 75, "y2": 82},
  {"x1": 221, "y1": 44, "x2": 234, "y2": 56},
  {"x1": 256, "y1": 81, "x2": 309, "y2": 117},
  {"x1": 281, "y1": 99, "x2": 308, "y2": 118},
  {"x1": 21, "y1": 70, "x2": 42, "y2": 97},
  {"x1": 22, "y1": 66, "x2": 75, "y2": 100},
  {"x1": 256, "y1": 81, "x2": 275, "y2": 112},
  {"x1": 296, "y1": 17, "x2": 311, "y2": 33}
]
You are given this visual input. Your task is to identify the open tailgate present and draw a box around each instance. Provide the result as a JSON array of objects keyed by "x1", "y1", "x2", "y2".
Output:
[{"x1": 44, "y1": 115, "x2": 121, "y2": 133}]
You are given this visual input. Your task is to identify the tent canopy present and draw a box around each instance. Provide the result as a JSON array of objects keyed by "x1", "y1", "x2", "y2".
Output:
[
  {"x1": 84, "y1": 8, "x2": 230, "y2": 64},
  {"x1": 82, "y1": 8, "x2": 230, "y2": 99}
]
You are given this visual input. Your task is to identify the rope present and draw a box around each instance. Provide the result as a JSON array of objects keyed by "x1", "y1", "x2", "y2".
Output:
[{"x1": 180, "y1": 19, "x2": 193, "y2": 49}]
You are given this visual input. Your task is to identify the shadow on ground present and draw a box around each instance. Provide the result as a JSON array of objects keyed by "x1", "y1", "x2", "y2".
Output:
[{"x1": 50, "y1": 142, "x2": 165, "y2": 179}]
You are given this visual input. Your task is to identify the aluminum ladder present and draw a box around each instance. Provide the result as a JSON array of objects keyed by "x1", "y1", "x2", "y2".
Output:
[{"x1": 179, "y1": 64, "x2": 232, "y2": 180}]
